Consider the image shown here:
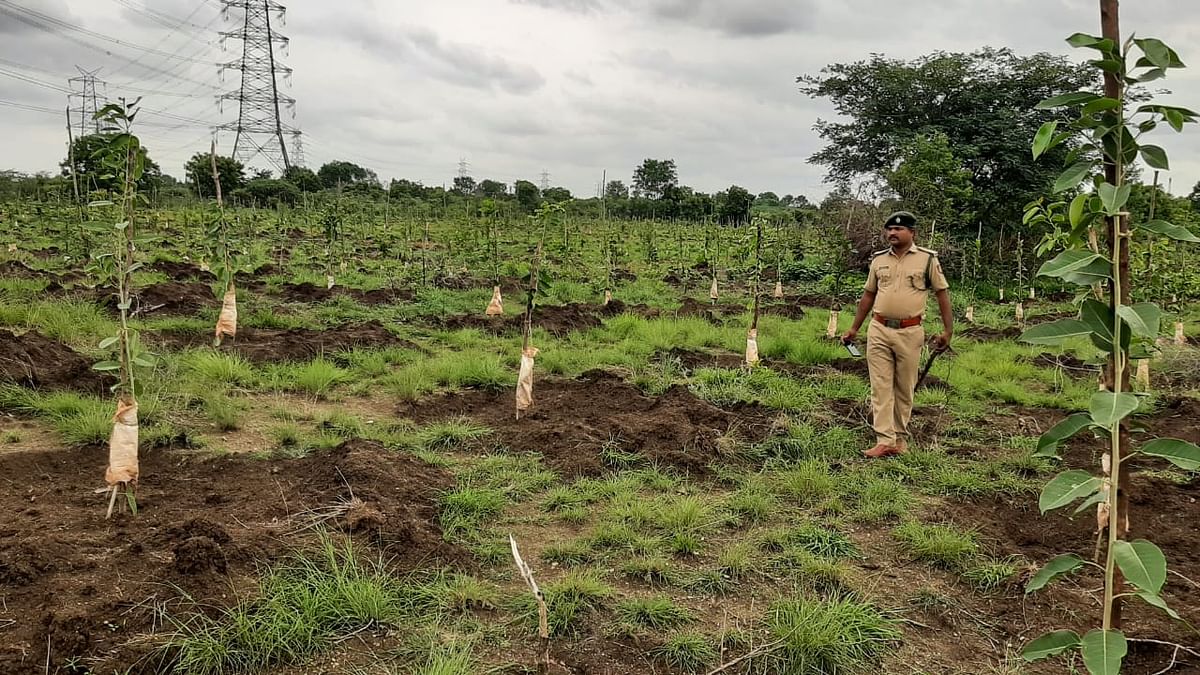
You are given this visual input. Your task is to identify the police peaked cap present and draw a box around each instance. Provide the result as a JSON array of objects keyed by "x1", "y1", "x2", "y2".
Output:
[{"x1": 884, "y1": 211, "x2": 917, "y2": 229}]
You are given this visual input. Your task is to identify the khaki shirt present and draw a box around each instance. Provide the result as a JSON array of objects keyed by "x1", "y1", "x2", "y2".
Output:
[{"x1": 864, "y1": 246, "x2": 950, "y2": 319}]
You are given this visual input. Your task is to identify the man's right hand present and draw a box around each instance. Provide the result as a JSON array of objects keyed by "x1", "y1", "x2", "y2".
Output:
[{"x1": 841, "y1": 328, "x2": 858, "y2": 344}]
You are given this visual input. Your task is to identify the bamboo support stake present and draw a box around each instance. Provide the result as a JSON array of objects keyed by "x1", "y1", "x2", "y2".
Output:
[{"x1": 510, "y1": 536, "x2": 551, "y2": 673}]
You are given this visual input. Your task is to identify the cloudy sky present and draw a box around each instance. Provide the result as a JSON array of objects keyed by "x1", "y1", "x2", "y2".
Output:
[{"x1": 2, "y1": 0, "x2": 1199, "y2": 200}]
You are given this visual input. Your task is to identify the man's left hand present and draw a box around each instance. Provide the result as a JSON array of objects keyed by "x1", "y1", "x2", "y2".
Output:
[{"x1": 933, "y1": 332, "x2": 951, "y2": 352}]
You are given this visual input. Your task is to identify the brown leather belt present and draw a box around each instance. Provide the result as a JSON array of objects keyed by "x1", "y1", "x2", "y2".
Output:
[{"x1": 874, "y1": 314, "x2": 922, "y2": 329}]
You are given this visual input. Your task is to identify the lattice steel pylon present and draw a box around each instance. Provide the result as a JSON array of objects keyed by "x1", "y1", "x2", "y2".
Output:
[
  {"x1": 68, "y1": 66, "x2": 106, "y2": 137},
  {"x1": 217, "y1": 0, "x2": 297, "y2": 173}
]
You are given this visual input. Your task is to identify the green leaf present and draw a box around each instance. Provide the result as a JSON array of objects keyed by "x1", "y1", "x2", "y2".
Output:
[
  {"x1": 1023, "y1": 630, "x2": 1080, "y2": 661},
  {"x1": 98, "y1": 337, "x2": 119, "y2": 349},
  {"x1": 1068, "y1": 193, "x2": 1089, "y2": 228},
  {"x1": 1032, "y1": 121, "x2": 1058, "y2": 159},
  {"x1": 132, "y1": 355, "x2": 156, "y2": 369},
  {"x1": 1140, "y1": 438, "x2": 1200, "y2": 471},
  {"x1": 1097, "y1": 182, "x2": 1131, "y2": 216},
  {"x1": 1020, "y1": 320, "x2": 1093, "y2": 346},
  {"x1": 1026, "y1": 555, "x2": 1085, "y2": 594},
  {"x1": 1066, "y1": 33, "x2": 1105, "y2": 48},
  {"x1": 1081, "y1": 97, "x2": 1121, "y2": 115},
  {"x1": 1037, "y1": 91, "x2": 1102, "y2": 109},
  {"x1": 1040, "y1": 470, "x2": 1102, "y2": 513},
  {"x1": 1081, "y1": 299, "x2": 1119, "y2": 351},
  {"x1": 1116, "y1": 303, "x2": 1161, "y2": 338},
  {"x1": 1037, "y1": 250, "x2": 1104, "y2": 279},
  {"x1": 1074, "y1": 490, "x2": 1107, "y2": 515},
  {"x1": 1089, "y1": 391, "x2": 1139, "y2": 429},
  {"x1": 93, "y1": 360, "x2": 121, "y2": 372},
  {"x1": 1035, "y1": 413, "x2": 1093, "y2": 457},
  {"x1": 1139, "y1": 145, "x2": 1169, "y2": 170},
  {"x1": 1054, "y1": 161, "x2": 1094, "y2": 193},
  {"x1": 1113, "y1": 539, "x2": 1166, "y2": 594},
  {"x1": 1137, "y1": 592, "x2": 1182, "y2": 620},
  {"x1": 1080, "y1": 629, "x2": 1126, "y2": 675},
  {"x1": 1136, "y1": 37, "x2": 1172, "y2": 69},
  {"x1": 1138, "y1": 219, "x2": 1200, "y2": 242},
  {"x1": 1165, "y1": 108, "x2": 1185, "y2": 132}
]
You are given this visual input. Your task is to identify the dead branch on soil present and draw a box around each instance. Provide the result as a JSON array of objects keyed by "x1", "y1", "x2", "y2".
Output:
[
  {"x1": 705, "y1": 637, "x2": 786, "y2": 674},
  {"x1": 510, "y1": 534, "x2": 552, "y2": 673}
]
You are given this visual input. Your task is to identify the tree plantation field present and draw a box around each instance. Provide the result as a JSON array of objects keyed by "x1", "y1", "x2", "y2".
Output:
[{"x1": 1, "y1": 199, "x2": 1199, "y2": 675}]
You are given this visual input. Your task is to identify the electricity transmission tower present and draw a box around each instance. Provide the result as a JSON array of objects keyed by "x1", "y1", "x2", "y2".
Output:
[
  {"x1": 67, "y1": 67, "x2": 106, "y2": 137},
  {"x1": 539, "y1": 169, "x2": 550, "y2": 192},
  {"x1": 217, "y1": 0, "x2": 298, "y2": 172},
  {"x1": 457, "y1": 156, "x2": 470, "y2": 179}
]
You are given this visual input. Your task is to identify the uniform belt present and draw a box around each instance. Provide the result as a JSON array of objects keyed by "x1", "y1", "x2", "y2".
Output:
[{"x1": 873, "y1": 314, "x2": 922, "y2": 329}]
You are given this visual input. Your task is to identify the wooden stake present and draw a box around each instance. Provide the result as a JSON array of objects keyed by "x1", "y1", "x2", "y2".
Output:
[
  {"x1": 510, "y1": 535, "x2": 551, "y2": 673},
  {"x1": 106, "y1": 485, "x2": 119, "y2": 519}
]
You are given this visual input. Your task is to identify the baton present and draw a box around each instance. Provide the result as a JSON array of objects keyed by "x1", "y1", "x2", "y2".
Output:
[{"x1": 915, "y1": 342, "x2": 951, "y2": 390}]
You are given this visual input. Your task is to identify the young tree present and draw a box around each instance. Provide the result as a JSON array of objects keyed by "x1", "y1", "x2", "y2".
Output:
[
  {"x1": 716, "y1": 184, "x2": 753, "y2": 224},
  {"x1": 62, "y1": 134, "x2": 162, "y2": 193},
  {"x1": 317, "y1": 160, "x2": 378, "y2": 189},
  {"x1": 886, "y1": 131, "x2": 975, "y2": 229},
  {"x1": 515, "y1": 179, "x2": 541, "y2": 213},
  {"x1": 452, "y1": 175, "x2": 477, "y2": 195},
  {"x1": 605, "y1": 179, "x2": 629, "y2": 200},
  {"x1": 282, "y1": 165, "x2": 322, "y2": 192},
  {"x1": 543, "y1": 186, "x2": 572, "y2": 202},
  {"x1": 478, "y1": 179, "x2": 508, "y2": 198}
]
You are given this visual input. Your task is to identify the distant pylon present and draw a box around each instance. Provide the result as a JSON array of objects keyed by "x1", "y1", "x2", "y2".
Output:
[
  {"x1": 539, "y1": 169, "x2": 550, "y2": 192},
  {"x1": 217, "y1": 0, "x2": 298, "y2": 173},
  {"x1": 457, "y1": 156, "x2": 470, "y2": 179},
  {"x1": 290, "y1": 130, "x2": 305, "y2": 168},
  {"x1": 67, "y1": 67, "x2": 106, "y2": 137}
]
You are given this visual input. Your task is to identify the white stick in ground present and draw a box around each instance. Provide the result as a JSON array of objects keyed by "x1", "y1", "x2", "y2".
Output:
[
  {"x1": 510, "y1": 535, "x2": 551, "y2": 671},
  {"x1": 486, "y1": 285, "x2": 504, "y2": 316}
]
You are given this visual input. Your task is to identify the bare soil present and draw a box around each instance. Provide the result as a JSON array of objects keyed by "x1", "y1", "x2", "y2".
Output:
[
  {"x1": 399, "y1": 369, "x2": 778, "y2": 476},
  {"x1": 154, "y1": 320, "x2": 416, "y2": 363},
  {"x1": 0, "y1": 439, "x2": 461, "y2": 674},
  {"x1": 436, "y1": 302, "x2": 635, "y2": 337},
  {"x1": 0, "y1": 329, "x2": 114, "y2": 394}
]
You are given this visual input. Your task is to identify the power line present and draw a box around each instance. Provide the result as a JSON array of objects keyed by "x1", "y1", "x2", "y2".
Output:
[{"x1": 0, "y1": 66, "x2": 73, "y2": 93}]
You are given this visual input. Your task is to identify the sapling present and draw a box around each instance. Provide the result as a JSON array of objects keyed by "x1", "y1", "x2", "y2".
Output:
[
  {"x1": 516, "y1": 202, "x2": 559, "y2": 419},
  {"x1": 205, "y1": 142, "x2": 240, "y2": 346},
  {"x1": 745, "y1": 216, "x2": 764, "y2": 366},
  {"x1": 86, "y1": 99, "x2": 157, "y2": 519},
  {"x1": 482, "y1": 198, "x2": 504, "y2": 316},
  {"x1": 322, "y1": 203, "x2": 342, "y2": 289},
  {"x1": 1019, "y1": 15, "x2": 1200, "y2": 672}
]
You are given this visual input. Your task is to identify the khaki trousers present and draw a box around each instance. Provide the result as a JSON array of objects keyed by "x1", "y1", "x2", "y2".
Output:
[{"x1": 866, "y1": 321, "x2": 925, "y2": 446}]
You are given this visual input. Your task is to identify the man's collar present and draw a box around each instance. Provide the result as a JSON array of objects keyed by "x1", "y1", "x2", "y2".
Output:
[{"x1": 888, "y1": 244, "x2": 915, "y2": 258}]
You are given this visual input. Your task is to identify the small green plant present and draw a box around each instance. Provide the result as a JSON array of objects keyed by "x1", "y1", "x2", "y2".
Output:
[
  {"x1": 652, "y1": 631, "x2": 718, "y2": 672},
  {"x1": 893, "y1": 521, "x2": 978, "y2": 570},
  {"x1": 615, "y1": 596, "x2": 695, "y2": 630},
  {"x1": 762, "y1": 596, "x2": 901, "y2": 673}
]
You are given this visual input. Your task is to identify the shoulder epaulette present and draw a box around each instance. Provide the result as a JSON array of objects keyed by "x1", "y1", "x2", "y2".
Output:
[
  {"x1": 871, "y1": 248, "x2": 890, "y2": 258},
  {"x1": 916, "y1": 246, "x2": 938, "y2": 256}
]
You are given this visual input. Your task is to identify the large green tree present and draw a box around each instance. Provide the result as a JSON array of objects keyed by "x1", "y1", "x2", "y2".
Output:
[
  {"x1": 317, "y1": 160, "x2": 378, "y2": 189},
  {"x1": 514, "y1": 179, "x2": 540, "y2": 213},
  {"x1": 885, "y1": 131, "x2": 975, "y2": 230},
  {"x1": 716, "y1": 184, "x2": 753, "y2": 224},
  {"x1": 282, "y1": 166, "x2": 322, "y2": 192},
  {"x1": 799, "y1": 47, "x2": 1094, "y2": 233},
  {"x1": 632, "y1": 158, "x2": 677, "y2": 199},
  {"x1": 62, "y1": 133, "x2": 162, "y2": 193},
  {"x1": 184, "y1": 152, "x2": 244, "y2": 198}
]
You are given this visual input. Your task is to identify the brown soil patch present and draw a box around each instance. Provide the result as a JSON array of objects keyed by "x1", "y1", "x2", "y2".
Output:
[
  {"x1": 155, "y1": 320, "x2": 414, "y2": 363},
  {"x1": 437, "y1": 302, "x2": 633, "y2": 337},
  {"x1": 1031, "y1": 352, "x2": 1096, "y2": 375},
  {"x1": 151, "y1": 259, "x2": 215, "y2": 281},
  {"x1": 0, "y1": 439, "x2": 461, "y2": 673},
  {"x1": 0, "y1": 260, "x2": 39, "y2": 278},
  {"x1": 654, "y1": 347, "x2": 745, "y2": 371},
  {"x1": 0, "y1": 329, "x2": 114, "y2": 394},
  {"x1": 400, "y1": 370, "x2": 777, "y2": 476},
  {"x1": 675, "y1": 297, "x2": 745, "y2": 321},
  {"x1": 272, "y1": 282, "x2": 416, "y2": 306},
  {"x1": 962, "y1": 325, "x2": 1022, "y2": 341}
]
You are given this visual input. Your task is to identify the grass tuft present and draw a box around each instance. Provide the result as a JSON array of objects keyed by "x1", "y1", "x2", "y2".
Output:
[{"x1": 764, "y1": 596, "x2": 901, "y2": 673}]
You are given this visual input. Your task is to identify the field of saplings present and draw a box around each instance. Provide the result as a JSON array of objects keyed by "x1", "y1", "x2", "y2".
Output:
[{"x1": 0, "y1": 182, "x2": 1197, "y2": 675}]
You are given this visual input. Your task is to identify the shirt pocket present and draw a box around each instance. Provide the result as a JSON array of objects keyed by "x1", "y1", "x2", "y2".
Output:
[
  {"x1": 876, "y1": 265, "x2": 893, "y2": 288},
  {"x1": 907, "y1": 270, "x2": 927, "y2": 291}
]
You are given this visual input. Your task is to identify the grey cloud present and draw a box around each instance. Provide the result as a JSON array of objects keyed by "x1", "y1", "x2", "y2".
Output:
[
  {"x1": 647, "y1": 0, "x2": 815, "y2": 37},
  {"x1": 510, "y1": 0, "x2": 608, "y2": 14}
]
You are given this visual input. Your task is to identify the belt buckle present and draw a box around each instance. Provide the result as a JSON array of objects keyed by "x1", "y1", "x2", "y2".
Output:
[{"x1": 886, "y1": 318, "x2": 902, "y2": 329}]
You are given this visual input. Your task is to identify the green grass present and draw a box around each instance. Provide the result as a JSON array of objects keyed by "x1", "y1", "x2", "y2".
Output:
[
  {"x1": 439, "y1": 487, "x2": 507, "y2": 540},
  {"x1": 514, "y1": 568, "x2": 613, "y2": 637},
  {"x1": 165, "y1": 537, "x2": 444, "y2": 675},
  {"x1": 456, "y1": 454, "x2": 556, "y2": 500},
  {"x1": 652, "y1": 631, "x2": 718, "y2": 672},
  {"x1": 383, "y1": 349, "x2": 512, "y2": 400},
  {"x1": 183, "y1": 350, "x2": 255, "y2": 387},
  {"x1": 962, "y1": 557, "x2": 1021, "y2": 592},
  {"x1": 893, "y1": 521, "x2": 979, "y2": 570},
  {"x1": 690, "y1": 366, "x2": 820, "y2": 411},
  {"x1": 763, "y1": 596, "x2": 902, "y2": 673},
  {"x1": 0, "y1": 387, "x2": 112, "y2": 445},
  {"x1": 620, "y1": 556, "x2": 680, "y2": 587},
  {"x1": 202, "y1": 391, "x2": 244, "y2": 431},
  {"x1": 413, "y1": 643, "x2": 476, "y2": 675},
  {"x1": 0, "y1": 299, "x2": 117, "y2": 345},
  {"x1": 758, "y1": 423, "x2": 863, "y2": 462},
  {"x1": 772, "y1": 460, "x2": 838, "y2": 505},
  {"x1": 614, "y1": 596, "x2": 695, "y2": 630}
]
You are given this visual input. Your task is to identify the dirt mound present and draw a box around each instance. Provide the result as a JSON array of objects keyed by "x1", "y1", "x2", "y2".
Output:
[
  {"x1": 653, "y1": 347, "x2": 745, "y2": 372},
  {"x1": 0, "y1": 439, "x2": 460, "y2": 673},
  {"x1": 437, "y1": 302, "x2": 629, "y2": 337},
  {"x1": 152, "y1": 259, "x2": 215, "y2": 281},
  {"x1": 400, "y1": 370, "x2": 776, "y2": 476},
  {"x1": 0, "y1": 329, "x2": 114, "y2": 394},
  {"x1": 95, "y1": 280, "x2": 217, "y2": 317},
  {"x1": 156, "y1": 320, "x2": 412, "y2": 363},
  {"x1": 274, "y1": 282, "x2": 415, "y2": 306},
  {"x1": 676, "y1": 297, "x2": 745, "y2": 321},
  {"x1": 0, "y1": 260, "x2": 39, "y2": 278}
]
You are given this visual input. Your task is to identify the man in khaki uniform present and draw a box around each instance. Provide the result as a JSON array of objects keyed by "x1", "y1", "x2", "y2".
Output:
[{"x1": 842, "y1": 211, "x2": 952, "y2": 458}]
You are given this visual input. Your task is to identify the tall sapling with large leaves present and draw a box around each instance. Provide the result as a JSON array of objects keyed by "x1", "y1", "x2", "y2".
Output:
[
  {"x1": 87, "y1": 99, "x2": 157, "y2": 519},
  {"x1": 1019, "y1": 11, "x2": 1200, "y2": 673}
]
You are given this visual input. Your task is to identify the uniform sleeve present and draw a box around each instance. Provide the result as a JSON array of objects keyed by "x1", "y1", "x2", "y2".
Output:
[
  {"x1": 864, "y1": 260, "x2": 878, "y2": 292},
  {"x1": 929, "y1": 257, "x2": 949, "y2": 291}
]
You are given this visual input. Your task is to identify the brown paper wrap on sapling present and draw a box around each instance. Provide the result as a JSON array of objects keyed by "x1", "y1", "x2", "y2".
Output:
[
  {"x1": 1015, "y1": 302, "x2": 1024, "y2": 324},
  {"x1": 965, "y1": 305, "x2": 975, "y2": 323},
  {"x1": 486, "y1": 285, "x2": 504, "y2": 316},
  {"x1": 214, "y1": 284, "x2": 237, "y2": 345},
  {"x1": 709, "y1": 277, "x2": 719, "y2": 300},
  {"x1": 1135, "y1": 359, "x2": 1150, "y2": 391},
  {"x1": 826, "y1": 310, "x2": 839, "y2": 339},
  {"x1": 745, "y1": 328, "x2": 759, "y2": 366},
  {"x1": 773, "y1": 280, "x2": 783, "y2": 299},
  {"x1": 1176, "y1": 321, "x2": 1186, "y2": 346},
  {"x1": 326, "y1": 274, "x2": 336, "y2": 290},
  {"x1": 516, "y1": 345, "x2": 539, "y2": 417},
  {"x1": 604, "y1": 289, "x2": 612, "y2": 306},
  {"x1": 106, "y1": 398, "x2": 139, "y2": 486}
]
